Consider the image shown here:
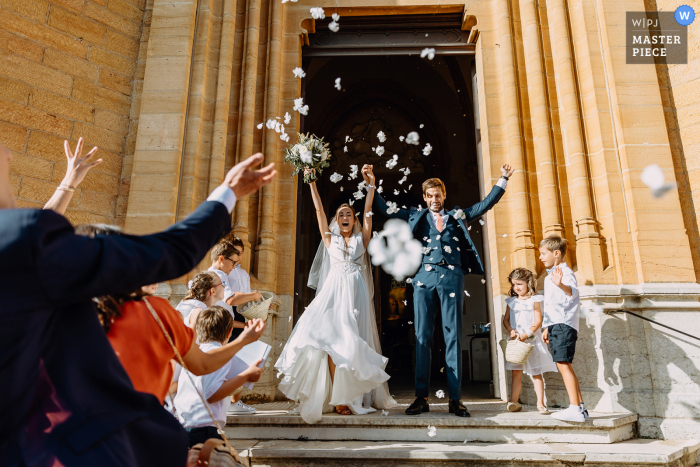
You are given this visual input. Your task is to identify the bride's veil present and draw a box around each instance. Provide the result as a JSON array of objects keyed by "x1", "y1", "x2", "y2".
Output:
[{"x1": 307, "y1": 216, "x2": 395, "y2": 409}]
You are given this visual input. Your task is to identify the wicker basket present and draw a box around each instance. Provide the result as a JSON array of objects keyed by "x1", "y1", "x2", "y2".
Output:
[
  {"x1": 499, "y1": 337, "x2": 534, "y2": 365},
  {"x1": 238, "y1": 291, "x2": 273, "y2": 321}
]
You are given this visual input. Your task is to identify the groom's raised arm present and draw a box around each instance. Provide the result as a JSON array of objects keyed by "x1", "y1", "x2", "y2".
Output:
[
  {"x1": 464, "y1": 178, "x2": 507, "y2": 223},
  {"x1": 373, "y1": 191, "x2": 410, "y2": 221}
]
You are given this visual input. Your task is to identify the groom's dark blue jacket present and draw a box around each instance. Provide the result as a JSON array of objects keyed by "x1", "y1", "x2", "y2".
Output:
[
  {"x1": 0, "y1": 201, "x2": 230, "y2": 467},
  {"x1": 373, "y1": 184, "x2": 505, "y2": 275}
]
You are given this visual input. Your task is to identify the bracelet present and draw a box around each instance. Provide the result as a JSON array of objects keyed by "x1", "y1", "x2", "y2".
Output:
[
  {"x1": 501, "y1": 175, "x2": 509, "y2": 181},
  {"x1": 525, "y1": 329, "x2": 534, "y2": 338},
  {"x1": 365, "y1": 184, "x2": 376, "y2": 190},
  {"x1": 58, "y1": 184, "x2": 76, "y2": 192}
]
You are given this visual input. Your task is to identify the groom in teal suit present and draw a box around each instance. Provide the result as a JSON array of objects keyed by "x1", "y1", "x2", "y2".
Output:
[{"x1": 367, "y1": 164, "x2": 513, "y2": 417}]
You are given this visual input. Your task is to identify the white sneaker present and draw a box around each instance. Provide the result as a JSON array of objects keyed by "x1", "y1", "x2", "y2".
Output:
[
  {"x1": 228, "y1": 400, "x2": 257, "y2": 415},
  {"x1": 551, "y1": 405, "x2": 585, "y2": 422},
  {"x1": 581, "y1": 406, "x2": 590, "y2": 420}
]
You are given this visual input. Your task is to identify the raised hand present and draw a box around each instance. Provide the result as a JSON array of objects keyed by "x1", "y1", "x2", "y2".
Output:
[
  {"x1": 239, "y1": 318, "x2": 266, "y2": 344},
  {"x1": 222, "y1": 153, "x2": 277, "y2": 199},
  {"x1": 501, "y1": 164, "x2": 514, "y2": 179},
  {"x1": 361, "y1": 164, "x2": 375, "y2": 185},
  {"x1": 63, "y1": 137, "x2": 102, "y2": 188},
  {"x1": 550, "y1": 265, "x2": 563, "y2": 287}
]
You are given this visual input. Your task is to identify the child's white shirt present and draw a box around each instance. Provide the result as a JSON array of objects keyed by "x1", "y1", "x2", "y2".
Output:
[
  {"x1": 542, "y1": 262, "x2": 580, "y2": 331},
  {"x1": 175, "y1": 298, "x2": 207, "y2": 325},
  {"x1": 208, "y1": 266, "x2": 237, "y2": 317},
  {"x1": 228, "y1": 264, "x2": 251, "y2": 294},
  {"x1": 173, "y1": 341, "x2": 248, "y2": 429}
]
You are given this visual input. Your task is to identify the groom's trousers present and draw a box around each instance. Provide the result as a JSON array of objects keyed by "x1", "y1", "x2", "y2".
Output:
[{"x1": 413, "y1": 263, "x2": 465, "y2": 400}]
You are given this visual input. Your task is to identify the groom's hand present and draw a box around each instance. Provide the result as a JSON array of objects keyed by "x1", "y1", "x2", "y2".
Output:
[
  {"x1": 361, "y1": 164, "x2": 374, "y2": 184},
  {"x1": 501, "y1": 164, "x2": 514, "y2": 179},
  {"x1": 222, "y1": 153, "x2": 277, "y2": 199}
]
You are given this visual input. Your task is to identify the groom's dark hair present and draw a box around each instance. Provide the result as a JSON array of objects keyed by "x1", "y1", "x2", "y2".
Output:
[{"x1": 422, "y1": 178, "x2": 446, "y2": 195}]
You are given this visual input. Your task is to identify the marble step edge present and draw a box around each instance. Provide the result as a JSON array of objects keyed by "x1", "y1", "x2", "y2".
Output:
[
  {"x1": 227, "y1": 413, "x2": 638, "y2": 429},
  {"x1": 235, "y1": 439, "x2": 700, "y2": 465}
]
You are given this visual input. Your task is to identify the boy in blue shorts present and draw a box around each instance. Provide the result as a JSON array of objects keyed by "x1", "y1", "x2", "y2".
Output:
[{"x1": 539, "y1": 236, "x2": 588, "y2": 422}]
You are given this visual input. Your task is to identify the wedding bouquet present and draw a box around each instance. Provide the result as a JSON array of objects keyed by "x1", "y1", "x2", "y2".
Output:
[{"x1": 284, "y1": 133, "x2": 331, "y2": 183}]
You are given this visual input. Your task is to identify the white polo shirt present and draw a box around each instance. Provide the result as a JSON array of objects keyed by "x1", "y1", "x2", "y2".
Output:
[
  {"x1": 228, "y1": 265, "x2": 251, "y2": 294},
  {"x1": 173, "y1": 341, "x2": 248, "y2": 429},
  {"x1": 542, "y1": 262, "x2": 580, "y2": 332}
]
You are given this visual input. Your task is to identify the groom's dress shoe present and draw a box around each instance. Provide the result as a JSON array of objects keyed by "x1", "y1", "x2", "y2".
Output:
[
  {"x1": 405, "y1": 397, "x2": 430, "y2": 415},
  {"x1": 449, "y1": 399, "x2": 470, "y2": 417}
]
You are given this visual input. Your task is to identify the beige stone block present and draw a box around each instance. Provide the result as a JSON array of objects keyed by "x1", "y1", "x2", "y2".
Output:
[
  {"x1": 64, "y1": 209, "x2": 112, "y2": 226},
  {"x1": 142, "y1": 56, "x2": 191, "y2": 91},
  {"x1": 0, "y1": 8, "x2": 87, "y2": 58},
  {"x1": 27, "y1": 131, "x2": 72, "y2": 162},
  {"x1": 0, "y1": 120, "x2": 27, "y2": 152},
  {"x1": 1, "y1": 97, "x2": 72, "y2": 137},
  {"x1": 48, "y1": 5, "x2": 106, "y2": 45},
  {"x1": 0, "y1": 76, "x2": 30, "y2": 104},
  {"x1": 0, "y1": 29, "x2": 44, "y2": 62},
  {"x1": 121, "y1": 153, "x2": 134, "y2": 178},
  {"x1": 72, "y1": 122, "x2": 124, "y2": 153},
  {"x1": 108, "y1": 0, "x2": 145, "y2": 24},
  {"x1": 10, "y1": 153, "x2": 53, "y2": 180},
  {"x1": 0, "y1": 0, "x2": 49, "y2": 23},
  {"x1": 0, "y1": 49, "x2": 73, "y2": 97},
  {"x1": 79, "y1": 189, "x2": 117, "y2": 215},
  {"x1": 149, "y1": 1, "x2": 196, "y2": 37},
  {"x1": 85, "y1": 1, "x2": 142, "y2": 38},
  {"x1": 42, "y1": 48, "x2": 100, "y2": 83},
  {"x1": 29, "y1": 88, "x2": 95, "y2": 123},
  {"x1": 131, "y1": 149, "x2": 181, "y2": 174},
  {"x1": 72, "y1": 79, "x2": 131, "y2": 115},
  {"x1": 99, "y1": 68, "x2": 133, "y2": 95},
  {"x1": 89, "y1": 46, "x2": 136, "y2": 76},
  {"x1": 135, "y1": 113, "x2": 185, "y2": 151},
  {"x1": 75, "y1": 169, "x2": 120, "y2": 196},
  {"x1": 17, "y1": 177, "x2": 74, "y2": 206},
  {"x1": 16, "y1": 199, "x2": 44, "y2": 209},
  {"x1": 93, "y1": 108, "x2": 130, "y2": 134},
  {"x1": 138, "y1": 90, "x2": 187, "y2": 114},
  {"x1": 51, "y1": 0, "x2": 83, "y2": 12},
  {"x1": 105, "y1": 29, "x2": 140, "y2": 58},
  {"x1": 10, "y1": 173, "x2": 20, "y2": 196},
  {"x1": 145, "y1": 34, "x2": 192, "y2": 58}
]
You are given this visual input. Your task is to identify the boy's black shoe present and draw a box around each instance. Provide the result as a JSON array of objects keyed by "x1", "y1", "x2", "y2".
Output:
[
  {"x1": 405, "y1": 397, "x2": 430, "y2": 415},
  {"x1": 449, "y1": 399, "x2": 470, "y2": 417}
]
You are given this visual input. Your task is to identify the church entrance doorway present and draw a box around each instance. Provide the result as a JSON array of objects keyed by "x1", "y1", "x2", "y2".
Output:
[{"x1": 293, "y1": 13, "x2": 496, "y2": 401}]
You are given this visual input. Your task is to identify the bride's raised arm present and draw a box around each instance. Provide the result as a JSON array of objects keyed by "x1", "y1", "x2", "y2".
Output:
[
  {"x1": 305, "y1": 167, "x2": 331, "y2": 248},
  {"x1": 361, "y1": 165, "x2": 375, "y2": 247}
]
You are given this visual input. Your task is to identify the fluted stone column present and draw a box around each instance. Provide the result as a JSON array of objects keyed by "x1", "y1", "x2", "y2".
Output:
[
  {"x1": 232, "y1": 0, "x2": 263, "y2": 263},
  {"x1": 496, "y1": 0, "x2": 537, "y2": 271},
  {"x1": 519, "y1": 0, "x2": 564, "y2": 240},
  {"x1": 546, "y1": 0, "x2": 605, "y2": 283}
]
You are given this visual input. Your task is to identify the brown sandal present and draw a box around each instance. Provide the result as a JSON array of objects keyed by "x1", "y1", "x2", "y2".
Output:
[{"x1": 336, "y1": 405, "x2": 352, "y2": 415}]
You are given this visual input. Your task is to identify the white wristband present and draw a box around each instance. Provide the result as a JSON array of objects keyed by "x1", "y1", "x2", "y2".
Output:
[
  {"x1": 365, "y1": 184, "x2": 376, "y2": 191},
  {"x1": 525, "y1": 329, "x2": 534, "y2": 338}
]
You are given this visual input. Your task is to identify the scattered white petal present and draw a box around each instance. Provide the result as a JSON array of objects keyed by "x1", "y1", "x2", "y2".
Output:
[
  {"x1": 422, "y1": 247, "x2": 431, "y2": 255},
  {"x1": 464, "y1": 290, "x2": 470, "y2": 297},
  {"x1": 394, "y1": 189, "x2": 399, "y2": 195},
  {"x1": 349, "y1": 199, "x2": 355, "y2": 206},
  {"x1": 257, "y1": 123, "x2": 263, "y2": 129},
  {"x1": 409, "y1": 184, "x2": 412, "y2": 189},
  {"x1": 340, "y1": 187, "x2": 344, "y2": 191},
  {"x1": 366, "y1": 211, "x2": 374, "y2": 217},
  {"x1": 353, "y1": 190, "x2": 365, "y2": 200},
  {"x1": 345, "y1": 135, "x2": 353, "y2": 143},
  {"x1": 440, "y1": 367, "x2": 444, "y2": 373},
  {"x1": 386, "y1": 156, "x2": 398, "y2": 169},
  {"x1": 402, "y1": 300, "x2": 407, "y2": 305},
  {"x1": 367, "y1": 219, "x2": 423, "y2": 281},
  {"x1": 377, "y1": 187, "x2": 383, "y2": 193},
  {"x1": 334, "y1": 77, "x2": 341, "y2": 90},
  {"x1": 423, "y1": 237, "x2": 428, "y2": 241},
  {"x1": 436, "y1": 390, "x2": 445, "y2": 398},
  {"x1": 382, "y1": 409, "x2": 389, "y2": 416},
  {"x1": 468, "y1": 225, "x2": 472, "y2": 230},
  {"x1": 425, "y1": 265, "x2": 432, "y2": 271},
  {"x1": 421, "y1": 48, "x2": 436, "y2": 60},
  {"x1": 293, "y1": 97, "x2": 308, "y2": 115},
  {"x1": 503, "y1": 234, "x2": 507, "y2": 237},
  {"x1": 448, "y1": 265, "x2": 454, "y2": 270},
  {"x1": 385, "y1": 201, "x2": 399, "y2": 214},
  {"x1": 332, "y1": 13, "x2": 340, "y2": 21},
  {"x1": 284, "y1": 112, "x2": 291, "y2": 124},
  {"x1": 444, "y1": 246, "x2": 452, "y2": 253},
  {"x1": 642, "y1": 164, "x2": 676, "y2": 197},
  {"x1": 377, "y1": 131, "x2": 386, "y2": 143},
  {"x1": 452, "y1": 209, "x2": 466, "y2": 220},
  {"x1": 453, "y1": 237, "x2": 459, "y2": 241},
  {"x1": 502, "y1": 256, "x2": 506, "y2": 261},
  {"x1": 450, "y1": 292, "x2": 455, "y2": 298},
  {"x1": 344, "y1": 146, "x2": 348, "y2": 153},
  {"x1": 401, "y1": 205, "x2": 407, "y2": 209},
  {"x1": 440, "y1": 274, "x2": 444, "y2": 278},
  {"x1": 329, "y1": 20, "x2": 339, "y2": 32},
  {"x1": 398, "y1": 176, "x2": 407, "y2": 184},
  {"x1": 289, "y1": 316, "x2": 292, "y2": 322},
  {"x1": 427, "y1": 239, "x2": 431, "y2": 243},
  {"x1": 349, "y1": 165, "x2": 359, "y2": 179},
  {"x1": 436, "y1": 235, "x2": 441, "y2": 240},
  {"x1": 293, "y1": 67, "x2": 306, "y2": 78},
  {"x1": 330, "y1": 172, "x2": 343, "y2": 183},
  {"x1": 420, "y1": 124, "x2": 425, "y2": 128},
  {"x1": 423, "y1": 143, "x2": 433, "y2": 156},
  {"x1": 408, "y1": 321, "x2": 413, "y2": 324},
  {"x1": 399, "y1": 136, "x2": 405, "y2": 142},
  {"x1": 416, "y1": 281, "x2": 423, "y2": 287},
  {"x1": 479, "y1": 219, "x2": 485, "y2": 225},
  {"x1": 400, "y1": 167, "x2": 411, "y2": 175},
  {"x1": 310, "y1": 7, "x2": 325, "y2": 19},
  {"x1": 406, "y1": 278, "x2": 413, "y2": 283},
  {"x1": 481, "y1": 279, "x2": 486, "y2": 284},
  {"x1": 375, "y1": 146, "x2": 385, "y2": 156},
  {"x1": 405, "y1": 132, "x2": 420, "y2": 145},
  {"x1": 379, "y1": 179, "x2": 384, "y2": 185}
]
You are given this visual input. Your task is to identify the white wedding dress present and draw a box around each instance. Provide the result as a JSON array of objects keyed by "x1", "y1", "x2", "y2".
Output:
[{"x1": 275, "y1": 227, "x2": 397, "y2": 424}]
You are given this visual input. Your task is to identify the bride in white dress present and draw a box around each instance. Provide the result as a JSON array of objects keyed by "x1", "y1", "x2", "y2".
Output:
[{"x1": 275, "y1": 166, "x2": 397, "y2": 423}]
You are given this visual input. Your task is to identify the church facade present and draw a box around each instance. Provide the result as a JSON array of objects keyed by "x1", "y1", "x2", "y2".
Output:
[{"x1": 3, "y1": 0, "x2": 700, "y2": 439}]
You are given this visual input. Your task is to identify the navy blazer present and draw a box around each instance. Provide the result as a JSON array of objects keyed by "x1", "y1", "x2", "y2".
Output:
[
  {"x1": 0, "y1": 201, "x2": 231, "y2": 466},
  {"x1": 373, "y1": 184, "x2": 505, "y2": 275}
]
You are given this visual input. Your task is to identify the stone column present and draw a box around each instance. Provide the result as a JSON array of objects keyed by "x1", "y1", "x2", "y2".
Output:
[
  {"x1": 232, "y1": 0, "x2": 263, "y2": 262},
  {"x1": 208, "y1": 0, "x2": 238, "y2": 192},
  {"x1": 546, "y1": 0, "x2": 605, "y2": 283},
  {"x1": 519, "y1": 0, "x2": 564, "y2": 239},
  {"x1": 255, "y1": 0, "x2": 284, "y2": 285},
  {"x1": 496, "y1": 0, "x2": 537, "y2": 271},
  {"x1": 125, "y1": 0, "x2": 199, "y2": 234}
]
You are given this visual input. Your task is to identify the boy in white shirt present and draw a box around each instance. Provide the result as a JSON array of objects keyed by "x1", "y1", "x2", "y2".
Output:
[
  {"x1": 539, "y1": 236, "x2": 588, "y2": 423},
  {"x1": 208, "y1": 241, "x2": 262, "y2": 316},
  {"x1": 226, "y1": 236, "x2": 252, "y2": 295},
  {"x1": 174, "y1": 306, "x2": 264, "y2": 447}
]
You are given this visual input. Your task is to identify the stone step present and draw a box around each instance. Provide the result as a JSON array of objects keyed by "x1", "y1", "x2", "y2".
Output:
[
  {"x1": 226, "y1": 402, "x2": 637, "y2": 444},
  {"x1": 231, "y1": 439, "x2": 700, "y2": 467}
]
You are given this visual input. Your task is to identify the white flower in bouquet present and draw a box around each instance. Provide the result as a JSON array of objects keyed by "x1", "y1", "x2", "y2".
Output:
[
  {"x1": 284, "y1": 133, "x2": 332, "y2": 183},
  {"x1": 377, "y1": 131, "x2": 387, "y2": 142},
  {"x1": 406, "y1": 132, "x2": 420, "y2": 145},
  {"x1": 368, "y1": 219, "x2": 423, "y2": 281},
  {"x1": 310, "y1": 7, "x2": 325, "y2": 19}
]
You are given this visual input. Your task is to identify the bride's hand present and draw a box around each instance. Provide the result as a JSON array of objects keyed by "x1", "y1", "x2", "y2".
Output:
[
  {"x1": 361, "y1": 164, "x2": 375, "y2": 184},
  {"x1": 304, "y1": 167, "x2": 317, "y2": 184}
]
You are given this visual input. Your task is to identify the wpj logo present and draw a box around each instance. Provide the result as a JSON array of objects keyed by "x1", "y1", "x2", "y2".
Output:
[{"x1": 626, "y1": 11, "x2": 689, "y2": 64}]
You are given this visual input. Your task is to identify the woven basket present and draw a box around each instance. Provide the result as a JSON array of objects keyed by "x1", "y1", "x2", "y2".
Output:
[
  {"x1": 238, "y1": 291, "x2": 273, "y2": 321},
  {"x1": 499, "y1": 337, "x2": 534, "y2": 365}
]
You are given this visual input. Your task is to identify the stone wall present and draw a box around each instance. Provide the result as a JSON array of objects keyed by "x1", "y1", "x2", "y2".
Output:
[{"x1": 1, "y1": 0, "x2": 150, "y2": 226}]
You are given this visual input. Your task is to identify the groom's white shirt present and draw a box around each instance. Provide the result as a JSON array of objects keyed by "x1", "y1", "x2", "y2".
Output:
[{"x1": 426, "y1": 177, "x2": 508, "y2": 228}]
